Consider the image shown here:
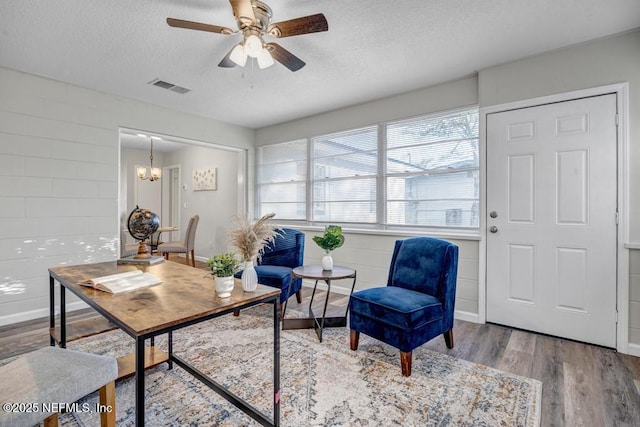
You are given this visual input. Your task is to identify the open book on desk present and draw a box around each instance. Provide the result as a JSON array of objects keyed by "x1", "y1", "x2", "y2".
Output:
[{"x1": 81, "y1": 270, "x2": 162, "y2": 294}]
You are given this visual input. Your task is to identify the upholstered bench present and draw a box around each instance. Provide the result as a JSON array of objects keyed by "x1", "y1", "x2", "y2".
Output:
[{"x1": 0, "y1": 346, "x2": 118, "y2": 427}]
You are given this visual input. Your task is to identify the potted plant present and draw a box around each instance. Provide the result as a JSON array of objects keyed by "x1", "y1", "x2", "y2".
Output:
[
  {"x1": 312, "y1": 225, "x2": 345, "y2": 270},
  {"x1": 228, "y1": 213, "x2": 280, "y2": 292},
  {"x1": 206, "y1": 252, "x2": 239, "y2": 298}
]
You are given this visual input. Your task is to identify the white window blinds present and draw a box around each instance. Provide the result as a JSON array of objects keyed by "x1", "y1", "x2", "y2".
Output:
[{"x1": 257, "y1": 140, "x2": 307, "y2": 220}]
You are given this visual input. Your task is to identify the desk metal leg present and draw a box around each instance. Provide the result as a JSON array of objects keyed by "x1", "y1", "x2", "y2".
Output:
[
  {"x1": 135, "y1": 337, "x2": 146, "y2": 426},
  {"x1": 168, "y1": 331, "x2": 173, "y2": 370},
  {"x1": 273, "y1": 299, "x2": 280, "y2": 427},
  {"x1": 49, "y1": 276, "x2": 55, "y2": 346},
  {"x1": 60, "y1": 285, "x2": 66, "y2": 348},
  {"x1": 170, "y1": 298, "x2": 281, "y2": 426}
]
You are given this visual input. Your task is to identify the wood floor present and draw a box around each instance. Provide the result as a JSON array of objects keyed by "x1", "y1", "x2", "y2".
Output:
[{"x1": 2, "y1": 256, "x2": 639, "y2": 426}]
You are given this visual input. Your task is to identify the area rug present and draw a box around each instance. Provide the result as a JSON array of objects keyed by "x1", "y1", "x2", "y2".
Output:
[{"x1": 46, "y1": 305, "x2": 541, "y2": 426}]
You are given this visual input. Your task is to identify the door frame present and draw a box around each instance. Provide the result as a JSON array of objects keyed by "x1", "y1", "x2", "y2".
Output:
[
  {"x1": 478, "y1": 83, "x2": 630, "y2": 354},
  {"x1": 162, "y1": 164, "x2": 181, "y2": 242}
]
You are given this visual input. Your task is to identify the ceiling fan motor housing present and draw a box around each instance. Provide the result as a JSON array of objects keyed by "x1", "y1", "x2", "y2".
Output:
[{"x1": 251, "y1": 1, "x2": 272, "y2": 31}]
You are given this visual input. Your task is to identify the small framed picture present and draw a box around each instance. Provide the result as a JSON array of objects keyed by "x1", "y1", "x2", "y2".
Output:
[{"x1": 193, "y1": 168, "x2": 217, "y2": 191}]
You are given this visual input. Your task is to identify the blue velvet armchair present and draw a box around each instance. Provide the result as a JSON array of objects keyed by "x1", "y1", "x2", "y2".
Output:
[
  {"x1": 235, "y1": 228, "x2": 305, "y2": 306},
  {"x1": 349, "y1": 237, "x2": 458, "y2": 376}
]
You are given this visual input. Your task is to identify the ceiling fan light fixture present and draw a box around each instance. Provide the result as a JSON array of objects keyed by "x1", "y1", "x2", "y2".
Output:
[
  {"x1": 244, "y1": 34, "x2": 263, "y2": 58},
  {"x1": 257, "y1": 48, "x2": 274, "y2": 69},
  {"x1": 229, "y1": 43, "x2": 247, "y2": 66}
]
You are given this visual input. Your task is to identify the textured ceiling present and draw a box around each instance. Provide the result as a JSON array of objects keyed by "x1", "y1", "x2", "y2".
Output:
[{"x1": 1, "y1": 0, "x2": 640, "y2": 129}]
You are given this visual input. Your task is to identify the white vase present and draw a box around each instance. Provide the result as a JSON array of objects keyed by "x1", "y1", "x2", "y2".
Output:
[
  {"x1": 321, "y1": 252, "x2": 333, "y2": 270},
  {"x1": 241, "y1": 260, "x2": 258, "y2": 292},
  {"x1": 215, "y1": 275, "x2": 234, "y2": 298}
]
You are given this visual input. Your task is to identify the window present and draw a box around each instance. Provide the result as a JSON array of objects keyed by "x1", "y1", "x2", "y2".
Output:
[
  {"x1": 256, "y1": 106, "x2": 479, "y2": 231},
  {"x1": 257, "y1": 140, "x2": 307, "y2": 220},
  {"x1": 385, "y1": 108, "x2": 479, "y2": 228},
  {"x1": 312, "y1": 126, "x2": 378, "y2": 223}
]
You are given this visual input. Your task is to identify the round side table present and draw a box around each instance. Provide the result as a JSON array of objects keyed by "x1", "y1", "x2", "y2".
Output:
[{"x1": 282, "y1": 265, "x2": 357, "y2": 342}]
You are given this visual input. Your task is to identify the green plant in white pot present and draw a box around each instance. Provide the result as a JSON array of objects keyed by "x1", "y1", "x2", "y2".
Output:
[
  {"x1": 206, "y1": 252, "x2": 239, "y2": 298},
  {"x1": 312, "y1": 225, "x2": 345, "y2": 270}
]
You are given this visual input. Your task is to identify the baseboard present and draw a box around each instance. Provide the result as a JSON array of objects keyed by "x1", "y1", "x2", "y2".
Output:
[
  {"x1": 0, "y1": 301, "x2": 89, "y2": 327},
  {"x1": 454, "y1": 310, "x2": 480, "y2": 323},
  {"x1": 626, "y1": 343, "x2": 640, "y2": 357}
]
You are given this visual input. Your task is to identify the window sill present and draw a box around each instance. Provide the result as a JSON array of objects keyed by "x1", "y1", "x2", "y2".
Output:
[{"x1": 277, "y1": 223, "x2": 480, "y2": 241}]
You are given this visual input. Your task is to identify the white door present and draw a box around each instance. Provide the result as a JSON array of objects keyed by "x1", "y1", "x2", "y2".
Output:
[{"x1": 486, "y1": 94, "x2": 617, "y2": 347}]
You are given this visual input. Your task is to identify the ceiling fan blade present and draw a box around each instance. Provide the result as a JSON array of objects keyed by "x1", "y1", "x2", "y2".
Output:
[
  {"x1": 167, "y1": 18, "x2": 234, "y2": 35},
  {"x1": 267, "y1": 13, "x2": 328, "y2": 38},
  {"x1": 267, "y1": 42, "x2": 305, "y2": 72},
  {"x1": 229, "y1": 0, "x2": 256, "y2": 27},
  {"x1": 218, "y1": 46, "x2": 238, "y2": 68}
]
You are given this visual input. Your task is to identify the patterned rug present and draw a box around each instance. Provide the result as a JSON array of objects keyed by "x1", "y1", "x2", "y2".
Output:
[{"x1": 47, "y1": 305, "x2": 540, "y2": 426}]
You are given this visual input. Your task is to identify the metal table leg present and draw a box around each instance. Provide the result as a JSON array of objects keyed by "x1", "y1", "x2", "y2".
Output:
[
  {"x1": 49, "y1": 276, "x2": 55, "y2": 346},
  {"x1": 273, "y1": 299, "x2": 280, "y2": 426},
  {"x1": 60, "y1": 284, "x2": 66, "y2": 348},
  {"x1": 135, "y1": 337, "x2": 146, "y2": 426}
]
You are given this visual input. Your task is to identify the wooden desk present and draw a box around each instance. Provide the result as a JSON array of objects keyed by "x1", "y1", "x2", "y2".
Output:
[
  {"x1": 49, "y1": 261, "x2": 281, "y2": 426},
  {"x1": 282, "y1": 265, "x2": 357, "y2": 342}
]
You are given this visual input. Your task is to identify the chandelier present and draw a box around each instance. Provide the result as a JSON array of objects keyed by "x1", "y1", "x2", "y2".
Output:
[{"x1": 136, "y1": 135, "x2": 161, "y2": 182}]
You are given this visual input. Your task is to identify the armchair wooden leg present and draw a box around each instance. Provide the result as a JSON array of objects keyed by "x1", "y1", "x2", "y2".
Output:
[
  {"x1": 44, "y1": 413, "x2": 58, "y2": 427},
  {"x1": 190, "y1": 250, "x2": 195, "y2": 267},
  {"x1": 233, "y1": 310, "x2": 240, "y2": 316},
  {"x1": 443, "y1": 329, "x2": 454, "y2": 349},
  {"x1": 295, "y1": 289, "x2": 302, "y2": 304},
  {"x1": 350, "y1": 329, "x2": 360, "y2": 351},
  {"x1": 99, "y1": 380, "x2": 116, "y2": 427},
  {"x1": 163, "y1": 252, "x2": 169, "y2": 260},
  {"x1": 400, "y1": 351, "x2": 412, "y2": 377}
]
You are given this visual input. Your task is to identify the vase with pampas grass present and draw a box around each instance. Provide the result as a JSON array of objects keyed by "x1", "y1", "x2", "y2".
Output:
[{"x1": 228, "y1": 213, "x2": 280, "y2": 292}]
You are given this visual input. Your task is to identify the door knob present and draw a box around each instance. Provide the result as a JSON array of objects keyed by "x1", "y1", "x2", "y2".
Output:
[{"x1": 489, "y1": 226, "x2": 498, "y2": 233}]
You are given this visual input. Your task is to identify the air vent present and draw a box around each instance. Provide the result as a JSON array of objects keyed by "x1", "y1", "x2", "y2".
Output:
[{"x1": 148, "y1": 78, "x2": 191, "y2": 94}]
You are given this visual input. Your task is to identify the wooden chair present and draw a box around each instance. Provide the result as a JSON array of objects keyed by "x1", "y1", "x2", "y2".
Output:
[
  {"x1": 0, "y1": 346, "x2": 118, "y2": 427},
  {"x1": 158, "y1": 214, "x2": 199, "y2": 267}
]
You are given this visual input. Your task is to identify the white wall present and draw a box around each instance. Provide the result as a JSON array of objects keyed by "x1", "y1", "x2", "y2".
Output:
[
  {"x1": 162, "y1": 145, "x2": 242, "y2": 258},
  {"x1": 0, "y1": 66, "x2": 254, "y2": 325},
  {"x1": 256, "y1": 76, "x2": 479, "y2": 146}
]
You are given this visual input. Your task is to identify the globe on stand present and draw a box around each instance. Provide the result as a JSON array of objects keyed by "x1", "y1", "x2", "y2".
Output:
[{"x1": 127, "y1": 206, "x2": 160, "y2": 259}]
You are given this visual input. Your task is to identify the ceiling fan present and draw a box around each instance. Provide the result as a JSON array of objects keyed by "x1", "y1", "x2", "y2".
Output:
[{"x1": 167, "y1": 0, "x2": 328, "y2": 72}]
